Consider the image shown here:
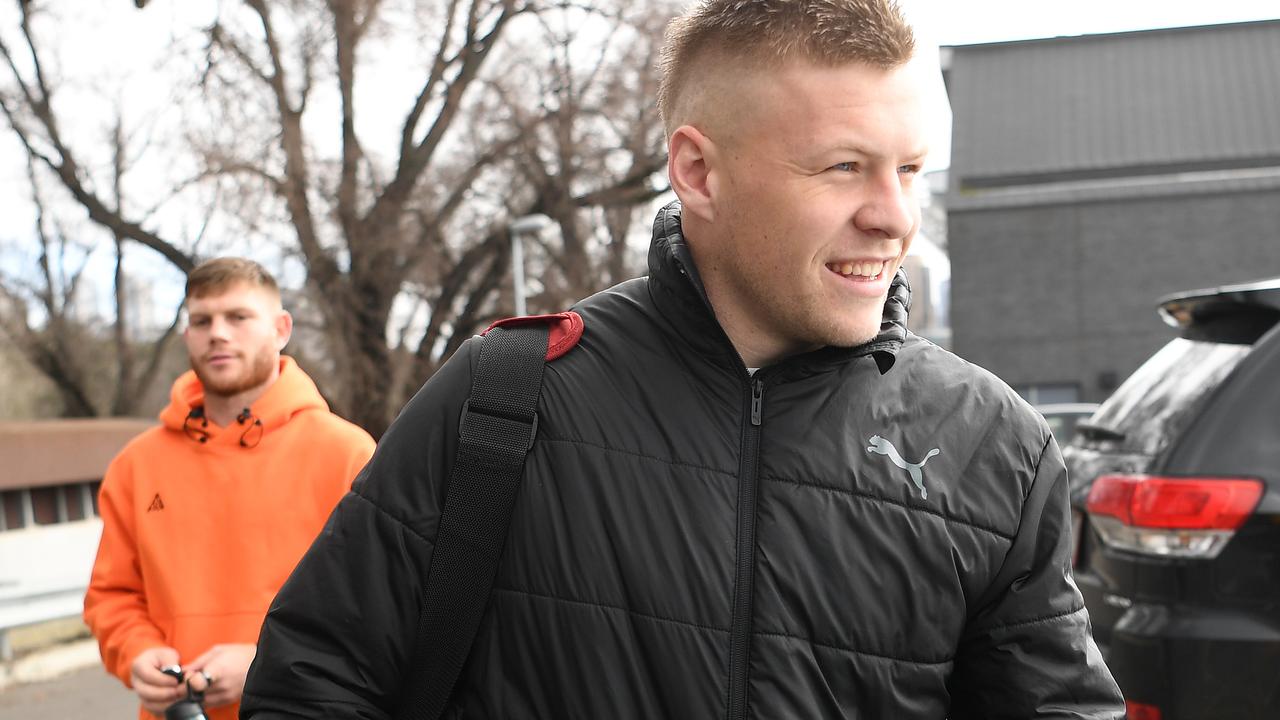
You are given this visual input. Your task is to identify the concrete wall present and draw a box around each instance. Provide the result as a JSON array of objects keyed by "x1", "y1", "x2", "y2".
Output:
[
  {"x1": 0, "y1": 520, "x2": 101, "y2": 659},
  {"x1": 949, "y1": 188, "x2": 1280, "y2": 401}
]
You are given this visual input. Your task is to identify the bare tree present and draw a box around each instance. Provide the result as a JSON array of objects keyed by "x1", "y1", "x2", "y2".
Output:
[
  {"x1": 1, "y1": 0, "x2": 672, "y2": 435},
  {"x1": 0, "y1": 154, "x2": 183, "y2": 417},
  {"x1": 497, "y1": 1, "x2": 671, "y2": 311}
]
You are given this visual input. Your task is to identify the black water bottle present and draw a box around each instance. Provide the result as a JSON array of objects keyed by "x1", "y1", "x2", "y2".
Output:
[{"x1": 160, "y1": 666, "x2": 209, "y2": 720}]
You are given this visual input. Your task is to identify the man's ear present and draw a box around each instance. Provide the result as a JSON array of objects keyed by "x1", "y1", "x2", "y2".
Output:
[
  {"x1": 275, "y1": 310, "x2": 293, "y2": 351},
  {"x1": 668, "y1": 124, "x2": 717, "y2": 223}
]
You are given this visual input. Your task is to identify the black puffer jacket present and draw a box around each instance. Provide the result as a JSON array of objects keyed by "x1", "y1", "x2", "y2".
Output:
[{"x1": 243, "y1": 203, "x2": 1123, "y2": 719}]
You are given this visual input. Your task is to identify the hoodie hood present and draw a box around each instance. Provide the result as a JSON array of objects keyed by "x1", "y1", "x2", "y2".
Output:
[
  {"x1": 159, "y1": 356, "x2": 329, "y2": 447},
  {"x1": 646, "y1": 200, "x2": 912, "y2": 374}
]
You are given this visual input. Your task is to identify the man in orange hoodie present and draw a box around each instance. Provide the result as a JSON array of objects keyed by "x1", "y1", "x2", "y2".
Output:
[{"x1": 84, "y1": 257, "x2": 375, "y2": 719}]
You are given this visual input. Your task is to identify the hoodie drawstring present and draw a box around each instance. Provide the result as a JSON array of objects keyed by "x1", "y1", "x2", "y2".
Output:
[
  {"x1": 183, "y1": 406, "x2": 263, "y2": 448},
  {"x1": 183, "y1": 408, "x2": 210, "y2": 444},
  {"x1": 236, "y1": 408, "x2": 264, "y2": 448}
]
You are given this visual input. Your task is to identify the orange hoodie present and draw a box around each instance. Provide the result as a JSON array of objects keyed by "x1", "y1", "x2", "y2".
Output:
[{"x1": 84, "y1": 357, "x2": 375, "y2": 720}]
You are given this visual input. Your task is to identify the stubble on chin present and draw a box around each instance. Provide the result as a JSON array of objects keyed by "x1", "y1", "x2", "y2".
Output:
[
  {"x1": 806, "y1": 294, "x2": 888, "y2": 350},
  {"x1": 810, "y1": 321, "x2": 879, "y2": 350},
  {"x1": 189, "y1": 351, "x2": 276, "y2": 399}
]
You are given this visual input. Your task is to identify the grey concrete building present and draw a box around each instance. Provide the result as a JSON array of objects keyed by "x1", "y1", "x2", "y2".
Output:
[{"x1": 943, "y1": 20, "x2": 1280, "y2": 403}]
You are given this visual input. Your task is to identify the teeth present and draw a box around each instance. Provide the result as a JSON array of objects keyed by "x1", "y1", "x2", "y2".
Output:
[{"x1": 828, "y1": 261, "x2": 886, "y2": 278}]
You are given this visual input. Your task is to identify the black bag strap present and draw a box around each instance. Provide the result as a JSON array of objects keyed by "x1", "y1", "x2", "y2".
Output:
[{"x1": 396, "y1": 322, "x2": 551, "y2": 720}]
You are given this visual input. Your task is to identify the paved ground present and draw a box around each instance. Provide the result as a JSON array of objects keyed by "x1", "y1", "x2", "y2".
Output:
[
  {"x1": 0, "y1": 638, "x2": 136, "y2": 718},
  {"x1": 0, "y1": 662, "x2": 136, "y2": 718}
]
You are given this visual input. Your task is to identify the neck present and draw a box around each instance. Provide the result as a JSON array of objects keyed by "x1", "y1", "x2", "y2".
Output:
[
  {"x1": 682, "y1": 224, "x2": 810, "y2": 369},
  {"x1": 201, "y1": 366, "x2": 280, "y2": 427},
  {"x1": 717, "y1": 312, "x2": 812, "y2": 369},
  {"x1": 202, "y1": 385, "x2": 268, "y2": 427}
]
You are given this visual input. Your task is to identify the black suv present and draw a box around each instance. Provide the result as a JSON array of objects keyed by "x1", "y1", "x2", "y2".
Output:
[{"x1": 1064, "y1": 277, "x2": 1280, "y2": 720}]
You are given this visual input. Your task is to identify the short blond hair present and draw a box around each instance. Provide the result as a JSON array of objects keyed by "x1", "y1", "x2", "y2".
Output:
[
  {"x1": 185, "y1": 257, "x2": 280, "y2": 302},
  {"x1": 658, "y1": 0, "x2": 916, "y2": 135}
]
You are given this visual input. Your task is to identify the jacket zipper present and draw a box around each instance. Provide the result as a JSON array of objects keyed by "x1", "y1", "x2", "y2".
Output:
[{"x1": 727, "y1": 377, "x2": 765, "y2": 720}]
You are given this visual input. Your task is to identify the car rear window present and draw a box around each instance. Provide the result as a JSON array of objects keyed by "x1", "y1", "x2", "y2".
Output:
[
  {"x1": 1084, "y1": 338, "x2": 1251, "y2": 457},
  {"x1": 1043, "y1": 412, "x2": 1091, "y2": 445}
]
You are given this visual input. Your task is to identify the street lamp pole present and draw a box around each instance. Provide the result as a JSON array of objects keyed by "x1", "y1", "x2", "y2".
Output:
[
  {"x1": 511, "y1": 227, "x2": 527, "y2": 317},
  {"x1": 507, "y1": 214, "x2": 552, "y2": 317}
]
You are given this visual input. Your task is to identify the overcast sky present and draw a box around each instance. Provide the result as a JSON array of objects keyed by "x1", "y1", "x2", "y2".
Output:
[
  {"x1": 4, "y1": 1, "x2": 1276, "y2": 186},
  {"x1": 2, "y1": 0, "x2": 1277, "y2": 306}
]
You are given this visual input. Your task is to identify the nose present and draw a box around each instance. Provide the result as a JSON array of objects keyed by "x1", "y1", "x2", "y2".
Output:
[
  {"x1": 207, "y1": 316, "x2": 232, "y2": 341},
  {"x1": 853, "y1": 169, "x2": 916, "y2": 240}
]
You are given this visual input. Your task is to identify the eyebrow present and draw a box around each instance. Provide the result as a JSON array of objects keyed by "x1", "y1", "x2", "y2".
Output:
[
  {"x1": 905, "y1": 145, "x2": 930, "y2": 162},
  {"x1": 188, "y1": 306, "x2": 258, "y2": 318},
  {"x1": 831, "y1": 143, "x2": 929, "y2": 161}
]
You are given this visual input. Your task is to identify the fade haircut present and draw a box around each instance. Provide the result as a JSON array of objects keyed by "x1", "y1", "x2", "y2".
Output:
[
  {"x1": 185, "y1": 257, "x2": 280, "y2": 302},
  {"x1": 658, "y1": 0, "x2": 916, "y2": 135}
]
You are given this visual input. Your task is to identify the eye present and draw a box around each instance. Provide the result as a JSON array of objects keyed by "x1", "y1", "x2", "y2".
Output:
[
  {"x1": 898, "y1": 163, "x2": 921, "y2": 176},
  {"x1": 830, "y1": 161, "x2": 858, "y2": 173}
]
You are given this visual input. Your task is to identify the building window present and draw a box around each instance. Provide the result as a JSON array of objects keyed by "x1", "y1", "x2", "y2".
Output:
[
  {"x1": 64, "y1": 484, "x2": 87, "y2": 521},
  {"x1": 1, "y1": 489, "x2": 29, "y2": 531},
  {"x1": 1014, "y1": 382, "x2": 1081, "y2": 405},
  {"x1": 31, "y1": 486, "x2": 60, "y2": 525},
  {"x1": 0, "y1": 481, "x2": 101, "y2": 530}
]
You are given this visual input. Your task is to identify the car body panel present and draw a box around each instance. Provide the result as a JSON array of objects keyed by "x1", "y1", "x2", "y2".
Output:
[{"x1": 1063, "y1": 276, "x2": 1280, "y2": 720}]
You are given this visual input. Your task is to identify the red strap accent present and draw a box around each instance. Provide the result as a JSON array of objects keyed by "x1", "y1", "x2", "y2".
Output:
[{"x1": 483, "y1": 311, "x2": 584, "y2": 361}]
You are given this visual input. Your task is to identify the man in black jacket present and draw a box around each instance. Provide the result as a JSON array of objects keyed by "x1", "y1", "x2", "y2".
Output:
[{"x1": 243, "y1": 1, "x2": 1124, "y2": 717}]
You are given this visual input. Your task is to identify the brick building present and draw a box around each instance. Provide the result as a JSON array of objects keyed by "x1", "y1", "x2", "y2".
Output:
[
  {"x1": 943, "y1": 20, "x2": 1280, "y2": 403},
  {"x1": 0, "y1": 419, "x2": 152, "y2": 659}
]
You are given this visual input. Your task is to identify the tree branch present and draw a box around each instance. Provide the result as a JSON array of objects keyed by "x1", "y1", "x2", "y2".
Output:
[
  {"x1": 376, "y1": 0, "x2": 519, "y2": 219},
  {"x1": 399, "y1": 0, "x2": 462, "y2": 164},
  {"x1": 207, "y1": 22, "x2": 274, "y2": 88},
  {"x1": 242, "y1": 0, "x2": 337, "y2": 291},
  {"x1": 572, "y1": 156, "x2": 668, "y2": 207},
  {"x1": 1, "y1": 8, "x2": 196, "y2": 274},
  {"x1": 331, "y1": 0, "x2": 366, "y2": 248}
]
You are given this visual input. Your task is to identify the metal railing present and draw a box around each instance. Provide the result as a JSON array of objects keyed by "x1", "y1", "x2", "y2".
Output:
[
  {"x1": 0, "y1": 582, "x2": 88, "y2": 661},
  {"x1": 0, "y1": 520, "x2": 100, "y2": 662}
]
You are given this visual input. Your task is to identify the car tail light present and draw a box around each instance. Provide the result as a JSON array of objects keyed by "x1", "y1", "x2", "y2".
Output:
[
  {"x1": 1086, "y1": 474, "x2": 1263, "y2": 558},
  {"x1": 1125, "y1": 700, "x2": 1162, "y2": 719}
]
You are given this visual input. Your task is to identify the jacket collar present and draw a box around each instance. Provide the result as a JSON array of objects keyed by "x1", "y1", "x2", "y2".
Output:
[{"x1": 645, "y1": 200, "x2": 911, "y2": 376}]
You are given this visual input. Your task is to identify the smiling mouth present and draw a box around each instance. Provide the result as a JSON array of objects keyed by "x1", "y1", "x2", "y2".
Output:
[{"x1": 826, "y1": 260, "x2": 887, "y2": 281}]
